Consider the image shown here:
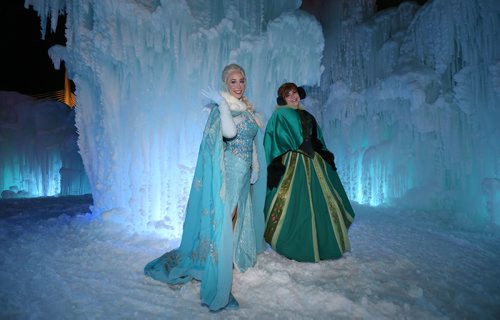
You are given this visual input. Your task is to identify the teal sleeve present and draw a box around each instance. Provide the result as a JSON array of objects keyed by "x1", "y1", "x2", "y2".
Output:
[{"x1": 263, "y1": 108, "x2": 304, "y2": 165}]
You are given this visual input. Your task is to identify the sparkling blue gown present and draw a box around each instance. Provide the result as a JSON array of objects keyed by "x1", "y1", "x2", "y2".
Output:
[{"x1": 144, "y1": 106, "x2": 263, "y2": 311}]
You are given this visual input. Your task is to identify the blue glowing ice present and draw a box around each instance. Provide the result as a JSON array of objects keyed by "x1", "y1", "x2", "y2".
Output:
[
  {"x1": 22, "y1": 0, "x2": 500, "y2": 232},
  {"x1": 24, "y1": 0, "x2": 323, "y2": 235},
  {"x1": 0, "y1": 91, "x2": 91, "y2": 198}
]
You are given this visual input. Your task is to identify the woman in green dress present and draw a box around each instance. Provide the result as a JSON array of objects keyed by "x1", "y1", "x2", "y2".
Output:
[{"x1": 263, "y1": 82, "x2": 355, "y2": 262}]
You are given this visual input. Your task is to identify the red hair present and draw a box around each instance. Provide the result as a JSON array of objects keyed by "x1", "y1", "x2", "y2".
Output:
[{"x1": 277, "y1": 82, "x2": 299, "y2": 100}]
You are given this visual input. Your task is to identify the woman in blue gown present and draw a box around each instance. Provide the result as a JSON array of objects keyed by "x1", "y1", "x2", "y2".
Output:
[{"x1": 144, "y1": 64, "x2": 264, "y2": 311}]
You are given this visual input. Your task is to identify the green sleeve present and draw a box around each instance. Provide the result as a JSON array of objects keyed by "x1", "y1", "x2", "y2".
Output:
[{"x1": 263, "y1": 107, "x2": 304, "y2": 165}]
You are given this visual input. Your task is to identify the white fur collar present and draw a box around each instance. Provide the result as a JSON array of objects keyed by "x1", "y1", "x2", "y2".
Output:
[
  {"x1": 220, "y1": 91, "x2": 249, "y2": 112},
  {"x1": 220, "y1": 90, "x2": 263, "y2": 128}
]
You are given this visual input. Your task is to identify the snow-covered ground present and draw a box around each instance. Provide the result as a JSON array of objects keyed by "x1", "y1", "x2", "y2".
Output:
[{"x1": 1, "y1": 195, "x2": 499, "y2": 319}]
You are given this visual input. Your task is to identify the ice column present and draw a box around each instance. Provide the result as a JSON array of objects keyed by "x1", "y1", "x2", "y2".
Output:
[
  {"x1": 0, "y1": 92, "x2": 90, "y2": 198},
  {"x1": 317, "y1": 0, "x2": 499, "y2": 226}
]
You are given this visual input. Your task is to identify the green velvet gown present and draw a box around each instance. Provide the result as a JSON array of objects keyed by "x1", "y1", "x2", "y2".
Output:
[{"x1": 263, "y1": 106, "x2": 355, "y2": 262}]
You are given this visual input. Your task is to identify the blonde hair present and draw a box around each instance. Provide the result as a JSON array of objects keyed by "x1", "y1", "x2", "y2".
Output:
[{"x1": 221, "y1": 63, "x2": 246, "y2": 83}]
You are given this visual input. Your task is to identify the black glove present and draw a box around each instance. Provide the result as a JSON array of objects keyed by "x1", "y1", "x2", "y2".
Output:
[{"x1": 267, "y1": 157, "x2": 286, "y2": 189}]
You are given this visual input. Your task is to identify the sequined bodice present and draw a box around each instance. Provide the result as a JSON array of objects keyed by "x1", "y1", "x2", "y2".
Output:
[{"x1": 224, "y1": 111, "x2": 258, "y2": 164}]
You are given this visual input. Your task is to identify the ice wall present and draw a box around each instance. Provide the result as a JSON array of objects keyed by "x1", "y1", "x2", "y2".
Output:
[
  {"x1": 26, "y1": 0, "x2": 324, "y2": 235},
  {"x1": 315, "y1": 0, "x2": 500, "y2": 226},
  {"x1": 0, "y1": 91, "x2": 91, "y2": 198}
]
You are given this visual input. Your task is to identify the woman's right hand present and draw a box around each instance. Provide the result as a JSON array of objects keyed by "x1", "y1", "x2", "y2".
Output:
[{"x1": 201, "y1": 87, "x2": 224, "y2": 106}]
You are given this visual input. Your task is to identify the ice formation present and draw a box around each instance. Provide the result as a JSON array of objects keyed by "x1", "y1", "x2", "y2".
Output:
[
  {"x1": 309, "y1": 0, "x2": 500, "y2": 227},
  {"x1": 0, "y1": 91, "x2": 90, "y2": 198},
  {"x1": 24, "y1": 0, "x2": 324, "y2": 235},
  {"x1": 23, "y1": 0, "x2": 500, "y2": 232}
]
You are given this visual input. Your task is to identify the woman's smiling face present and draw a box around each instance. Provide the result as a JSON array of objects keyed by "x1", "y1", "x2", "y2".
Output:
[
  {"x1": 225, "y1": 71, "x2": 246, "y2": 99},
  {"x1": 284, "y1": 89, "x2": 300, "y2": 107}
]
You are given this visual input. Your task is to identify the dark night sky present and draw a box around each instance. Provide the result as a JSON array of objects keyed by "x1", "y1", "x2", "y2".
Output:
[
  {"x1": 0, "y1": 0, "x2": 66, "y2": 95},
  {"x1": 376, "y1": 0, "x2": 428, "y2": 11},
  {"x1": 0, "y1": 0, "x2": 426, "y2": 96}
]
